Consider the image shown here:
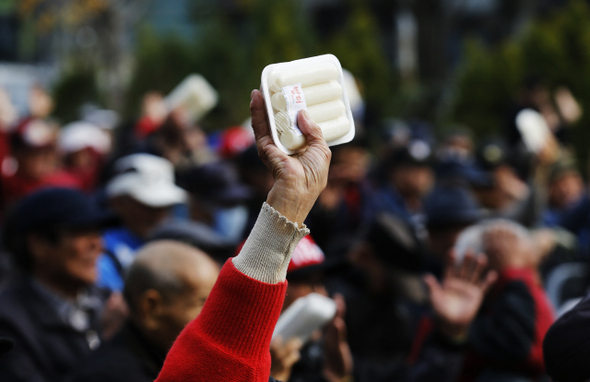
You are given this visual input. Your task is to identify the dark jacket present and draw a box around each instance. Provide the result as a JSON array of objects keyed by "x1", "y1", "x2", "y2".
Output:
[
  {"x1": 461, "y1": 268, "x2": 554, "y2": 382},
  {"x1": 0, "y1": 276, "x2": 106, "y2": 382},
  {"x1": 66, "y1": 322, "x2": 166, "y2": 382},
  {"x1": 543, "y1": 291, "x2": 590, "y2": 382}
]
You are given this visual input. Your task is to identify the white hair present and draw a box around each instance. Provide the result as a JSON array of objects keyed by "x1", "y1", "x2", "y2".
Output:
[{"x1": 453, "y1": 218, "x2": 534, "y2": 262}]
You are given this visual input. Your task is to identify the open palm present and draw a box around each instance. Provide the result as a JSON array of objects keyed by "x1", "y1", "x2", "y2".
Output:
[{"x1": 424, "y1": 252, "x2": 497, "y2": 339}]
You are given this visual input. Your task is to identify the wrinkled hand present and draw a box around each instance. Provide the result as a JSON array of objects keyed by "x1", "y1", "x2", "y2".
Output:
[
  {"x1": 270, "y1": 336, "x2": 303, "y2": 382},
  {"x1": 424, "y1": 252, "x2": 497, "y2": 341},
  {"x1": 323, "y1": 294, "x2": 353, "y2": 381},
  {"x1": 250, "y1": 90, "x2": 331, "y2": 225}
]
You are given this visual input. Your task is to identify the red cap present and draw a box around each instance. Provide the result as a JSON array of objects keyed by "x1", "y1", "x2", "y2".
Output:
[
  {"x1": 218, "y1": 126, "x2": 254, "y2": 159},
  {"x1": 235, "y1": 235, "x2": 325, "y2": 274},
  {"x1": 287, "y1": 235, "x2": 325, "y2": 273}
]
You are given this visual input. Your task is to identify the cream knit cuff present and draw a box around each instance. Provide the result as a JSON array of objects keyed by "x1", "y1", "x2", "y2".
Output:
[{"x1": 232, "y1": 202, "x2": 310, "y2": 284}]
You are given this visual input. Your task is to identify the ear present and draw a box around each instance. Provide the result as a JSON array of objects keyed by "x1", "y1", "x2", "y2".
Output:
[
  {"x1": 137, "y1": 289, "x2": 164, "y2": 330},
  {"x1": 27, "y1": 233, "x2": 52, "y2": 266}
]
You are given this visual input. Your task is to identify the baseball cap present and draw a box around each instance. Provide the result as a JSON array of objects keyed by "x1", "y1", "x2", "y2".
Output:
[
  {"x1": 149, "y1": 219, "x2": 236, "y2": 262},
  {"x1": 11, "y1": 118, "x2": 55, "y2": 151},
  {"x1": 548, "y1": 153, "x2": 579, "y2": 184},
  {"x1": 58, "y1": 121, "x2": 110, "y2": 155},
  {"x1": 475, "y1": 138, "x2": 509, "y2": 171},
  {"x1": 9, "y1": 188, "x2": 116, "y2": 232},
  {"x1": 106, "y1": 154, "x2": 187, "y2": 207},
  {"x1": 425, "y1": 186, "x2": 482, "y2": 229},
  {"x1": 362, "y1": 213, "x2": 423, "y2": 272},
  {"x1": 288, "y1": 236, "x2": 325, "y2": 273},
  {"x1": 177, "y1": 161, "x2": 252, "y2": 206},
  {"x1": 217, "y1": 126, "x2": 255, "y2": 159},
  {"x1": 383, "y1": 140, "x2": 432, "y2": 173}
]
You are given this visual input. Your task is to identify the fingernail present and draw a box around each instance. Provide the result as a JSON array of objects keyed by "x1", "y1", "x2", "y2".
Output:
[{"x1": 251, "y1": 89, "x2": 256, "y2": 99}]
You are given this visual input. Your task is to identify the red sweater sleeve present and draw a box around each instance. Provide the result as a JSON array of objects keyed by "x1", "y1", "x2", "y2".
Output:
[{"x1": 156, "y1": 259, "x2": 287, "y2": 382}]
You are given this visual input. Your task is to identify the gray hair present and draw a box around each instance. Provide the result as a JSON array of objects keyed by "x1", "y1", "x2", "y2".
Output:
[{"x1": 453, "y1": 219, "x2": 534, "y2": 261}]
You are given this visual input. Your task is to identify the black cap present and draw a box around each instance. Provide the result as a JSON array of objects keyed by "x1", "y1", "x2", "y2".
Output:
[
  {"x1": 425, "y1": 186, "x2": 481, "y2": 229},
  {"x1": 548, "y1": 153, "x2": 579, "y2": 184},
  {"x1": 362, "y1": 213, "x2": 423, "y2": 272},
  {"x1": 148, "y1": 220, "x2": 237, "y2": 262},
  {"x1": 178, "y1": 162, "x2": 252, "y2": 206},
  {"x1": 9, "y1": 188, "x2": 115, "y2": 233},
  {"x1": 435, "y1": 158, "x2": 493, "y2": 188},
  {"x1": 475, "y1": 138, "x2": 509, "y2": 171}
]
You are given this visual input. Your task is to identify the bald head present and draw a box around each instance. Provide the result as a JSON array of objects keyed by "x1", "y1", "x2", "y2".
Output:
[{"x1": 124, "y1": 240, "x2": 219, "y2": 315}]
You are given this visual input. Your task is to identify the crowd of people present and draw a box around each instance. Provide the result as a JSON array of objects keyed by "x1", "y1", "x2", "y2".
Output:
[{"x1": 0, "y1": 77, "x2": 587, "y2": 382}]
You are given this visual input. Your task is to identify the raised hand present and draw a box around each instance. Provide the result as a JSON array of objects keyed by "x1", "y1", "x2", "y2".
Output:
[
  {"x1": 323, "y1": 294, "x2": 353, "y2": 381},
  {"x1": 270, "y1": 336, "x2": 303, "y2": 382},
  {"x1": 424, "y1": 252, "x2": 497, "y2": 341},
  {"x1": 250, "y1": 89, "x2": 331, "y2": 225}
]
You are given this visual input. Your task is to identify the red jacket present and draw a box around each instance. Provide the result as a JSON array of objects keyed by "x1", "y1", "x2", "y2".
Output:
[{"x1": 156, "y1": 260, "x2": 287, "y2": 382}]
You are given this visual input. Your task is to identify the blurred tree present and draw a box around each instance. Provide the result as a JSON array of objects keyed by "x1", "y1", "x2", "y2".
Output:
[
  {"x1": 124, "y1": 27, "x2": 197, "y2": 121},
  {"x1": 52, "y1": 65, "x2": 101, "y2": 124},
  {"x1": 449, "y1": 0, "x2": 590, "y2": 167},
  {"x1": 18, "y1": 0, "x2": 148, "y2": 119},
  {"x1": 126, "y1": 0, "x2": 317, "y2": 129},
  {"x1": 322, "y1": 0, "x2": 394, "y2": 126}
]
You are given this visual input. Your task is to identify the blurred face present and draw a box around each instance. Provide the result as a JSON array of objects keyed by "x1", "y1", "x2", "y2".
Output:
[
  {"x1": 152, "y1": 262, "x2": 219, "y2": 351},
  {"x1": 111, "y1": 196, "x2": 172, "y2": 239},
  {"x1": 472, "y1": 186, "x2": 503, "y2": 209},
  {"x1": 15, "y1": 147, "x2": 58, "y2": 180},
  {"x1": 66, "y1": 147, "x2": 98, "y2": 169},
  {"x1": 331, "y1": 146, "x2": 370, "y2": 185},
  {"x1": 391, "y1": 165, "x2": 434, "y2": 200},
  {"x1": 348, "y1": 242, "x2": 389, "y2": 293},
  {"x1": 549, "y1": 172, "x2": 584, "y2": 209},
  {"x1": 32, "y1": 228, "x2": 103, "y2": 293},
  {"x1": 282, "y1": 277, "x2": 328, "y2": 311}
]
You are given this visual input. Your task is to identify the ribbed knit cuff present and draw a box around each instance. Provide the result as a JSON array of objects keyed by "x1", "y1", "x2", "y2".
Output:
[{"x1": 232, "y1": 202, "x2": 310, "y2": 284}]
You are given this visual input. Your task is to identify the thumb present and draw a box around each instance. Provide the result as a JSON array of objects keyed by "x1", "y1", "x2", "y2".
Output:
[
  {"x1": 423, "y1": 274, "x2": 442, "y2": 297},
  {"x1": 332, "y1": 293, "x2": 346, "y2": 319},
  {"x1": 297, "y1": 110, "x2": 324, "y2": 145}
]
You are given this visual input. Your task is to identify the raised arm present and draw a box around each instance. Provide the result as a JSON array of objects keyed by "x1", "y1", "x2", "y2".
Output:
[{"x1": 156, "y1": 90, "x2": 331, "y2": 382}]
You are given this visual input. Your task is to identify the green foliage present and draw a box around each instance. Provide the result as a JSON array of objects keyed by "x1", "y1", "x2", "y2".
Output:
[
  {"x1": 122, "y1": 0, "x2": 396, "y2": 130},
  {"x1": 124, "y1": 27, "x2": 197, "y2": 120},
  {"x1": 51, "y1": 66, "x2": 100, "y2": 124},
  {"x1": 322, "y1": 3, "x2": 394, "y2": 119},
  {"x1": 450, "y1": 0, "x2": 590, "y2": 164},
  {"x1": 450, "y1": 39, "x2": 523, "y2": 135}
]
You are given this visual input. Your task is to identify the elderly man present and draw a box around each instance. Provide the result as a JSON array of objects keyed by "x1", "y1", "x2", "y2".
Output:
[
  {"x1": 153, "y1": 91, "x2": 497, "y2": 382},
  {"x1": 67, "y1": 240, "x2": 219, "y2": 381},
  {"x1": 0, "y1": 188, "x2": 116, "y2": 381},
  {"x1": 454, "y1": 219, "x2": 554, "y2": 381}
]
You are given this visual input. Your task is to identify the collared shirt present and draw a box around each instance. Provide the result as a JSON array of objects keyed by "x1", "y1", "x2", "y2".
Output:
[{"x1": 30, "y1": 279, "x2": 103, "y2": 349}]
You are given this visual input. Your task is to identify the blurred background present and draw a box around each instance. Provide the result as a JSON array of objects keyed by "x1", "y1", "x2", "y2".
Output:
[
  {"x1": 2, "y1": 0, "x2": 590, "y2": 166},
  {"x1": 2, "y1": 2, "x2": 590, "y2": 382}
]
